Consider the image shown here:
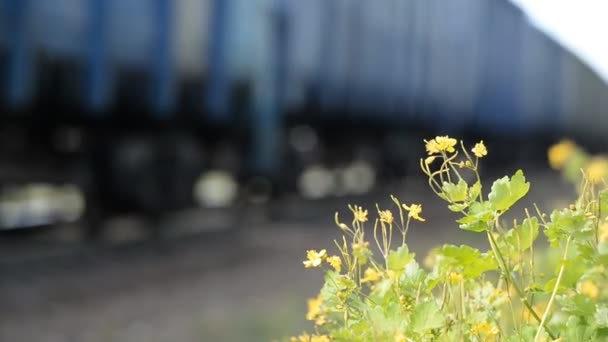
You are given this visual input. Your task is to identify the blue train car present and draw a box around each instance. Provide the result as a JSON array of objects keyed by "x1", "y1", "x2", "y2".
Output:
[{"x1": 0, "y1": 0, "x2": 607, "y2": 231}]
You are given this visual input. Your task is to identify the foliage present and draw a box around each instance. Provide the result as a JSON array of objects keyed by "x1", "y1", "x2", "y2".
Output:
[{"x1": 287, "y1": 137, "x2": 608, "y2": 342}]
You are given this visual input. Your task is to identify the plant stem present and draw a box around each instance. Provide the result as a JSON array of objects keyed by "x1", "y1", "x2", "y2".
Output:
[
  {"x1": 534, "y1": 236, "x2": 571, "y2": 342},
  {"x1": 460, "y1": 280, "x2": 466, "y2": 321},
  {"x1": 487, "y1": 231, "x2": 557, "y2": 340}
]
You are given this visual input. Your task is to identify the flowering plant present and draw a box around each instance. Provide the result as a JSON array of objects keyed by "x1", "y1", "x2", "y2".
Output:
[
  {"x1": 548, "y1": 139, "x2": 608, "y2": 186},
  {"x1": 288, "y1": 137, "x2": 608, "y2": 342}
]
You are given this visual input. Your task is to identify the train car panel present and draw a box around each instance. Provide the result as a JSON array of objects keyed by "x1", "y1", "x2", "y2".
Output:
[
  {"x1": 520, "y1": 23, "x2": 562, "y2": 133},
  {"x1": 474, "y1": 0, "x2": 525, "y2": 133},
  {"x1": 30, "y1": 0, "x2": 87, "y2": 59},
  {"x1": 281, "y1": 0, "x2": 324, "y2": 111},
  {"x1": 174, "y1": 0, "x2": 211, "y2": 77},
  {"x1": 426, "y1": 0, "x2": 484, "y2": 129}
]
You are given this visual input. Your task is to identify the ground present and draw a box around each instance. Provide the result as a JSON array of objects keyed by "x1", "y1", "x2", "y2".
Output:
[{"x1": 0, "y1": 167, "x2": 573, "y2": 341}]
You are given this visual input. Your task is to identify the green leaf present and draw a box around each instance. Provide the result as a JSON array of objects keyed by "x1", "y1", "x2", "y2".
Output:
[
  {"x1": 398, "y1": 260, "x2": 427, "y2": 291},
  {"x1": 367, "y1": 304, "x2": 404, "y2": 337},
  {"x1": 504, "y1": 217, "x2": 539, "y2": 254},
  {"x1": 442, "y1": 179, "x2": 468, "y2": 203},
  {"x1": 320, "y1": 271, "x2": 355, "y2": 307},
  {"x1": 437, "y1": 245, "x2": 497, "y2": 278},
  {"x1": 599, "y1": 241, "x2": 608, "y2": 256},
  {"x1": 448, "y1": 203, "x2": 469, "y2": 213},
  {"x1": 596, "y1": 305, "x2": 608, "y2": 328},
  {"x1": 545, "y1": 208, "x2": 594, "y2": 246},
  {"x1": 439, "y1": 244, "x2": 480, "y2": 264},
  {"x1": 370, "y1": 278, "x2": 393, "y2": 300},
  {"x1": 387, "y1": 245, "x2": 415, "y2": 273},
  {"x1": 487, "y1": 170, "x2": 530, "y2": 212},
  {"x1": 553, "y1": 257, "x2": 586, "y2": 289},
  {"x1": 558, "y1": 294, "x2": 596, "y2": 317},
  {"x1": 463, "y1": 253, "x2": 496, "y2": 278},
  {"x1": 409, "y1": 301, "x2": 445, "y2": 333},
  {"x1": 332, "y1": 323, "x2": 370, "y2": 342},
  {"x1": 457, "y1": 202, "x2": 494, "y2": 232},
  {"x1": 459, "y1": 220, "x2": 489, "y2": 233},
  {"x1": 468, "y1": 181, "x2": 482, "y2": 201},
  {"x1": 563, "y1": 316, "x2": 596, "y2": 342},
  {"x1": 577, "y1": 243, "x2": 596, "y2": 261},
  {"x1": 504, "y1": 325, "x2": 537, "y2": 342}
]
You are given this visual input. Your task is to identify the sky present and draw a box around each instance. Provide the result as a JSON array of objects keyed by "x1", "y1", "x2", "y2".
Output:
[{"x1": 512, "y1": 0, "x2": 608, "y2": 82}]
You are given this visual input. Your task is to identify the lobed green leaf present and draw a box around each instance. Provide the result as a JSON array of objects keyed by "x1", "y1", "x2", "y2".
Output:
[
  {"x1": 408, "y1": 301, "x2": 445, "y2": 334},
  {"x1": 488, "y1": 169, "x2": 530, "y2": 212}
]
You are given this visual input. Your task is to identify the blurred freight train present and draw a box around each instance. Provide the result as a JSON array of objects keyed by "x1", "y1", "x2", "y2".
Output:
[{"x1": 0, "y1": 0, "x2": 607, "y2": 232}]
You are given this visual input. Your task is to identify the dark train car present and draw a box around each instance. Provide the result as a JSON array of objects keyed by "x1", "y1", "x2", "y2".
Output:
[{"x1": 0, "y1": 0, "x2": 607, "y2": 232}]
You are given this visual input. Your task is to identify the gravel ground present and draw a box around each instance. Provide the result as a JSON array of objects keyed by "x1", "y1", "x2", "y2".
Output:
[{"x1": 0, "y1": 167, "x2": 574, "y2": 342}]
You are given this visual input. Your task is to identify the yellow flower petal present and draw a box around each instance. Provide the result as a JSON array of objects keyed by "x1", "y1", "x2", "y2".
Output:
[
  {"x1": 378, "y1": 209, "x2": 394, "y2": 225},
  {"x1": 547, "y1": 139, "x2": 576, "y2": 170},
  {"x1": 349, "y1": 205, "x2": 369, "y2": 223},
  {"x1": 361, "y1": 267, "x2": 381, "y2": 284},
  {"x1": 326, "y1": 255, "x2": 342, "y2": 272},
  {"x1": 579, "y1": 280, "x2": 599, "y2": 300},
  {"x1": 424, "y1": 136, "x2": 457, "y2": 155},
  {"x1": 586, "y1": 157, "x2": 608, "y2": 184},
  {"x1": 402, "y1": 203, "x2": 425, "y2": 222},
  {"x1": 303, "y1": 249, "x2": 327, "y2": 268},
  {"x1": 449, "y1": 272, "x2": 463, "y2": 284},
  {"x1": 306, "y1": 295, "x2": 323, "y2": 321},
  {"x1": 472, "y1": 141, "x2": 488, "y2": 158}
]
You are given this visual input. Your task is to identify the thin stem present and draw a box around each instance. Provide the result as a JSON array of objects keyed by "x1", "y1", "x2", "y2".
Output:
[
  {"x1": 487, "y1": 231, "x2": 557, "y2": 340},
  {"x1": 440, "y1": 283, "x2": 448, "y2": 310},
  {"x1": 534, "y1": 236, "x2": 571, "y2": 342},
  {"x1": 403, "y1": 217, "x2": 412, "y2": 243},
  {"x1": 415, "y1": 281, "x2": 422, "y2": 306},
  {"x1": 460, "y1": 280, "x2": 466, "y2": 320},
  {"x1": 506, "y1": 282, "x2": 520, "y2": 333}
]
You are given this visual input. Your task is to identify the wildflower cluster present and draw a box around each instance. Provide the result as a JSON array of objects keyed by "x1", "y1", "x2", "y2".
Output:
[
  {"x1": 287, "y1": 136, "x2": 608, "y2": 341},
  {"x1": 548, "y1": 139, "x2": 608, "y2": 185}
]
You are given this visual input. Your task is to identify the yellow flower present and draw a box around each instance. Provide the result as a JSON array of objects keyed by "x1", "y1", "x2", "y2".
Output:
[
  {"x1": 310, "y1": 335, "x2": 330, "y2": 342},
  {"x1": 472, "y1": 141, "x2": 488, "y2": 158},
  {"x1": 291, "y1": 333, "x2": 330, "y2": 342},
  {"x1": 349, "y1": 205, "x2": 368, "y2": 223},
  {"x1": 424, "y1": 156, "x2": 437, "y2": 165},
  {"x1": 548, "y1": 139, "x2": 576, "y2": 170},
  {"x1": 523, "y1": 301, "x2": 548, "y2": 323},
  {"x1": 361, "y1": 267, "x2": 381, "y2": 283},
  {"x1": 394, "y1": 332, "x2": 408, "y2": 342},
  {"x1": 425, "y1": 136, "x2": 457, "y2": 155},
  {"x1": 306, "y1": 294, "x2": 323, "y2": 321},
  {"x1": 326, "y1": 255, "x2": 342, "y2": 272},
  {"x1": 579, "y1": 280, "x2": 599, "y2": 300},
  {"x1": 585, "y1": 157, "x2": 608, "y2": 184},
  {"x1": 379, "y1": 209, "x2": 394, "y2": 225},
  {"x1": 402, "y1": 203, "x2": 425, "y2": 222},
  {"x1": 449, "y1": 272, "x2": 463, "y2": 284},
  {"x1": 423, "y1": 249, "x2": 439, "y2": 269},
  {"x1": 470, "y1": 322, "x2": 499, "y2": 336},
  {"x1": 352, "y1": 241, "x2": 369, "y2": 252},
  {"x1": 291, "y1": 333, "x2": 310, "y2": 342},
  {"x1": 303, "y1": 249, "x2": 327, "y2": 268}
]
